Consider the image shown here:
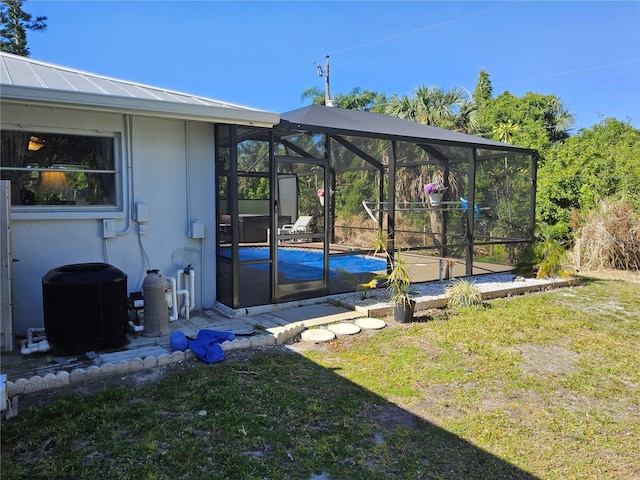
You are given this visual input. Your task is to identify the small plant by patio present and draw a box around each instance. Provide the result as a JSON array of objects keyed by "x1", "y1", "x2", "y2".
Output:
[
  {"x1": 387, "y1": 250, "x2": 416, "y2": 322},
  {"x1": 446, "y1": 279, "x2": 483, "y2": 308},
  {"x1": 357, "y1": 277, "x2": 379, "y2": 299}
]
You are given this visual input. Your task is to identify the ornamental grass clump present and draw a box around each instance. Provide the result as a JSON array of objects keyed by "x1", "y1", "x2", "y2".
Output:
[
  {"x1": 575, "y1": 198, "x2": 640, "y2": 271},
  {"x1": 446, "y1": 279, "x2": 483, "y2": 309}
]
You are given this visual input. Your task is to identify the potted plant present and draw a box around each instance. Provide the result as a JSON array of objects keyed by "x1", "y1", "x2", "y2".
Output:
[
  {"x1": 386, "y1": 250, "x2": 416, "y2": 323},
  {"x1": 424, "y1": 182, "x2": 447, "y2": 206}
]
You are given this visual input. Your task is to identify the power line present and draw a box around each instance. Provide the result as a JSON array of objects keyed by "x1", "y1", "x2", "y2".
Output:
[
  {"x1": 326, "y1": 1, "x2": 523, "y2": 56},
  {"x1": 319, "y1": 1, "x2": 638, "y2": 93},
  {"x1": 499, "y1": 59, "x2": 640, "y2": 85}
]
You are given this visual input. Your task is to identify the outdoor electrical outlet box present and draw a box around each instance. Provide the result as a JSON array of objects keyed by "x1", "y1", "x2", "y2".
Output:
[
  {"x1": 136, "y1": 202, "x2": 149, "y2": 223},
  {"x1": 103, "y1": 219, "x2": 116, "y2": 238},
  {"x1": 191, "y1": 221, "x2": 205, "y2": 239}
]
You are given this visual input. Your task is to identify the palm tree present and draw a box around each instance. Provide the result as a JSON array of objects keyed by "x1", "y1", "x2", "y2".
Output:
[
  {"x1": 384, "y1": 94, "x2": 419, "y2": 122},
  {"x1": 300, "y1": 86, "x2": 325, "y2": 106},
  {"x1": 544, "y1": 97, "x2": 574, "y2": 143},
  {"x1": 301, "y1": 86, "x2": 386, "y2": 111},
  {"x1": 384, "y1": 85, "x2": 479, "y2": 134}
]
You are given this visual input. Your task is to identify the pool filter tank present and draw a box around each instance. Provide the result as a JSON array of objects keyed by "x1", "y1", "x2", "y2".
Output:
[{"x1": 142, "y1": 269, "x2": 171, "y2": 337}]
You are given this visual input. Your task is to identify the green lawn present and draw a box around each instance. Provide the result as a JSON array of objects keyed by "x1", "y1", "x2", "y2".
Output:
[{"x1": 2, "y1": 277, "x2": 639, "y2": 479}]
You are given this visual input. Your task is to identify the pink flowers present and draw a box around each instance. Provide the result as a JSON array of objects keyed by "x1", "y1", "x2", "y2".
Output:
[
  {"x1": 424, "y1": 182, "x2": 446, "y2": 194},
  {"x1": 317, "y1": 189, "x2": 325, "y2": 197}
]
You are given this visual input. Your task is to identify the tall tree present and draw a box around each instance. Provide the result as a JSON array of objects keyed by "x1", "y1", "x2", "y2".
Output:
[
  {"x1": 480, "y1": 91, "x2": 574, "y2": 153},
  {"x1": 473, "y1": 68, "x2": 493, "y2": 106},
  {"x1": 300, "y1": 86, "x2": 325, "y2": 106},
  {"x1": 0, "y1": 0, "x2": 46, "y2": 56}
]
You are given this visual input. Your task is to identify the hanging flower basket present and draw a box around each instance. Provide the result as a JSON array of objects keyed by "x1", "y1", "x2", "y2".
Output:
[
  {"x1": 428, "y1": 193, "x2": 443, "y2": 206},
  {"x1": 424, "y1": 183, "x2": 446, "y2": 207}
]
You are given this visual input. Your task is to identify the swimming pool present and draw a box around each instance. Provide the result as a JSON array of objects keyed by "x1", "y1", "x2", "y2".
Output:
[{"x1": 219, "y1": 247, "x2": 386, "y2": 281}]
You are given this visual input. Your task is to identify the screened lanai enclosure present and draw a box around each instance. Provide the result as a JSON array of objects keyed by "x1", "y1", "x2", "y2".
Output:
[{"x1": 216, "y1": 106, "x2": 537, "y2": 309}]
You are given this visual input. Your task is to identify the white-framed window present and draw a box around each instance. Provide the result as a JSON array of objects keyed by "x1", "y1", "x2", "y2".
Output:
[{"x1": 0, "y1": 128, "x2": 122, "y2": 217}]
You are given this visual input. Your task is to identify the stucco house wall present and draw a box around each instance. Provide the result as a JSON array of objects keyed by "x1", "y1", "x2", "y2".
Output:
[{"x1": 4, "y1": 103, "x2": 217, "y2": 335}]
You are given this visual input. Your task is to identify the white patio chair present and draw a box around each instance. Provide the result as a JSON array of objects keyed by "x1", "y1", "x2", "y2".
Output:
[{"x1": 277, "y1": 216, "x2": 313, "y2": 241}]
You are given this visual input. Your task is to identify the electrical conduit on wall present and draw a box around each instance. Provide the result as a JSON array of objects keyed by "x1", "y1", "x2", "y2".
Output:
[{"x1": 184, "y1": 121, "x2": 205, "y2": 310}]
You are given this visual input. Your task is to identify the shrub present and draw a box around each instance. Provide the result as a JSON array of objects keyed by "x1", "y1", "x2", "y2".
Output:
[{"x1": 535, "y1": 222, "x2": 571, "y2": 279}]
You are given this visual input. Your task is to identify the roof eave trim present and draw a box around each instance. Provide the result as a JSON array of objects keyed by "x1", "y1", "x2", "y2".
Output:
[{"x1": 0, "y1": 85, "x2": 280, "y2": 127}]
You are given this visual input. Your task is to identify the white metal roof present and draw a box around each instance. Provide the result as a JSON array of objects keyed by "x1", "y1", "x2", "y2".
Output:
[{"x1": 0, "y1": 52, "x2": 279, "y2": 127}]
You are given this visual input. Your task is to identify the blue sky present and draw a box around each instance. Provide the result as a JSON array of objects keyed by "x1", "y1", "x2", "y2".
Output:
[{"x1": 27, "y1": 1, "x2": 640, "y2": 131}]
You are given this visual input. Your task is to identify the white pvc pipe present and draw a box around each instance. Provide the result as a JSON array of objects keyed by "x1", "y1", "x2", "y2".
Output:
[
  {"x1": 176, "y1": 269, "x2": 184, "y2": 315},
  {"x1": 176, "y1": 268, "x2": 195, "y2": 316},
  {"x1": 20, "y1": 338, "x2": 51, "y2": 355},
  {"x1": 20, "y1": 328, "x2": 51, "y2": 355},
  {"x1": 167, "y1": 276, "x2": 190, "y2": 320},
  {"x1": 128, "y1": 321, "x2": 144, "y2": 333},
  {"x1": 187, "y1": 267, "x2": 195, "y2": 311},
  {"x1": 168, "y1": 277, "x2": 179, "y2": 321},
  {"x1": 181, "y1": 288, "x2": 190, "y2": 319},
  {"x1": 27, "y1": 327, "x2": 46, "y2": 345}
]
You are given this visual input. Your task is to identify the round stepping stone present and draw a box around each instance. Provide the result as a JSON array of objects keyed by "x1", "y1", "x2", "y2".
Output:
[
  {"x1": 327, "y1": 322, "x2": 361, "y2": 336},
  {"x1": 354, "y1": 318, "x2": 386, "y2": 330},
  {"x1": 300, "y1": 328, "x2": 336, "y2": 343}
]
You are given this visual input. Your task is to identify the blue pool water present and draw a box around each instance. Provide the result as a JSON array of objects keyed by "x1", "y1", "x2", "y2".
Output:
[{"x1": 219, "y1": 247, "x2": 385, "y2": 281}]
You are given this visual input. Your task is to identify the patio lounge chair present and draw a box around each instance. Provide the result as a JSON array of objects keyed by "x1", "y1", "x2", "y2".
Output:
[{"x1": 278, "y1": 216, "x2": 313, "y2": 241}]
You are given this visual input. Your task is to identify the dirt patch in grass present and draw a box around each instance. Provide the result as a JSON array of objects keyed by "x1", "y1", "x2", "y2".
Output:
[{"x1": 516, "y1": 344, "x2": 581, "y2": 376}]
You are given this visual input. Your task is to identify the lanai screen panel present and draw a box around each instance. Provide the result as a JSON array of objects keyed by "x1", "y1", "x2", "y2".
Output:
[
  {"x1": 330, "y1": 136, "x2": 385, "y2": 173},
  {"x1": 475, "y1": 150, "x2": 535, "y2": 243}
]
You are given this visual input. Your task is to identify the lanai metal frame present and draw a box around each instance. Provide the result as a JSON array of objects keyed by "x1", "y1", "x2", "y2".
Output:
[{"x1": 216, "y1": 106, "x2": 537, "y2": 309}]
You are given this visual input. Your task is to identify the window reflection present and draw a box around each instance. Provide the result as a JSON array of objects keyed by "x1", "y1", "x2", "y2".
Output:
[{"x1": 0, "y1": 130, "x2": 117, "y2": 207}]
